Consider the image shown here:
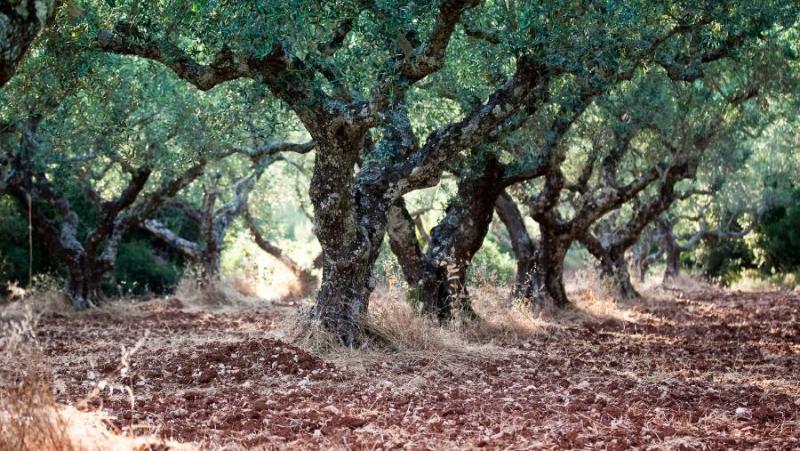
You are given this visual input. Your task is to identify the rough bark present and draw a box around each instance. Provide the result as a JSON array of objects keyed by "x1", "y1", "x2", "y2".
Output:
[
  {"x1": 387, "y1": 155, "x2": 519, "y2": 322},
  {"x1": 416, "y1": 156, "x2": 504, "y2": 321},
  {"x1": 518, "y1": 123, "x2": 663, "y2": 308},
  {"x1": 518, "y1": 227, "x2": 571, "y2": 308},
  {"x1": 582, "y1": 233, "x2": 639, "y2": 301},
  {"x1": 386, "y1": 198, "x2": 425, "y2": 286},
  {"x1": 64, "y1": 261, "x2": 104, "y2": 309},
  {"x1": 579, "y1": 153, "x2": 698, "y2": 300},
  {"x1": 0, "y1": 0, "x2": 58, "y2": 86}
]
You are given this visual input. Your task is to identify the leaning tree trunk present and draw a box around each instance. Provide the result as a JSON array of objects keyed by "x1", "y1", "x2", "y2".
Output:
[
  {"x1": 388, "y1": 158, "x2": 502, "y2": 322},
  {"x1": 417, "y1": 179, "x2": 500, "y2": 322},
  {"x1": 387, "y1": 199, "x2": 426, "y2": 287},
  {"x1": 246, "y1": 211, "x2": 319, "y2": 298},
  {"x1": 598, "y1": 248, "x2": 639, "y2": 301}
]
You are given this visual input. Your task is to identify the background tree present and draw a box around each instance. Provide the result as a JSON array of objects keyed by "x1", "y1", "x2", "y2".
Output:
[{"x1": 142, "y1": 141, "x2": 314, "y2": 285}]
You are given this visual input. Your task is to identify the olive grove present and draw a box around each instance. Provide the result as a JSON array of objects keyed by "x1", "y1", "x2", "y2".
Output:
[{"x1": 0, "y1": 0, "x2": 798, "y2": 345}]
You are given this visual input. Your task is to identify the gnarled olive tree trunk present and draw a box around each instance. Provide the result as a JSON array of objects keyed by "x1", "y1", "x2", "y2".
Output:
[
  {"x1": 306, "y1": 133, "x2": 383, "y2": 345},
  {"x1": 417, "y1": 158, "x2": 503, "y2": 321},
  {"x1": 65, "y1": 260, "x2": 106, "y2": 309},
  {"x1": 387, "y1": 156, "x2": 516, "y2": 322},
  {"x1": 0, "y1": 0, "x2": 58, "y2": 86},
  {"x1": 3, "y1": 119, "x2": 204, "y2": 308},
  {"x1": 93, "y1": 1, "x2": 557, "y2": 343}
]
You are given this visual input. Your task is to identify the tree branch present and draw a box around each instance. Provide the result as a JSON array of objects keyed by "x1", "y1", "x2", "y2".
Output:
[
  {"x1": 141, "y1": 219, "x2": 202, "y2": 260},
  {"x1": 94, "y1": 24, "x2": 253, "y2": 91}
]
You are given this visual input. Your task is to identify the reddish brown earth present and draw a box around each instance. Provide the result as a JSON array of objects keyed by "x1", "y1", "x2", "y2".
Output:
[{"x1": 33, "y1": 288, "x2": 800, "y2": 449}]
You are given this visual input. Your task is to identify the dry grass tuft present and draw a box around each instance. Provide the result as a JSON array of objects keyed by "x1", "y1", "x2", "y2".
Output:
[
  {"x1": 364, "y1": 288, "x2": 458, "y2": 355},
  {"x1": 656, "y1": 272, "x2": 712, "y2": 293},
  {"x1": 0, "y1": 307, "x2": 194, "y2": 451},
  {"x1": 460, "y1": 283, "x2": 550, "y2": 343},
  {"x1": 287, "y1": 283, "x2": 504, "y2": 369},
  {"x1": 174, "y1": 272, "x2": 263, "y2": 309},
  {"x1": 0, "y1": 306, "x2": 69, "y2": 451}
]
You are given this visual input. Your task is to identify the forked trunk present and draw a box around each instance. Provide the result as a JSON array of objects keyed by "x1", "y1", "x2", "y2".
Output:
[{"x1": 388, "y1": 163, "x2": 500, "y2": 322}]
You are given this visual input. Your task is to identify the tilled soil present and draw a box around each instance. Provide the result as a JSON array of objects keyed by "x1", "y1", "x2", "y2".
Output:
[{"x1": 35, "y1": 288, "x2": 800, "y2": 449}]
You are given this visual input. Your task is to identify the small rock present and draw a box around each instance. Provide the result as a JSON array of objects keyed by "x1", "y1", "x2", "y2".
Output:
[{"x1": 322, "y1": 405, "x2": 341, "y2": 415}]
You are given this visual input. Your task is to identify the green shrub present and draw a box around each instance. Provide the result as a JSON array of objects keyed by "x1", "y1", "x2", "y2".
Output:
[
  {"x1": 112, "y1": 240, "x2": 182, "y2": 296},
  {"x1": 467, "y1": 237, "x2": 515, "y2": 285},
  {"x1": 697, "y1": 237, "x2": 755, "y2": 286},
  {"x1": 756, "y1": 189, "x2": 800, "y2": 272},
  {"x1": 0, "y1": 198, "x2": 56, "y2": 288}
]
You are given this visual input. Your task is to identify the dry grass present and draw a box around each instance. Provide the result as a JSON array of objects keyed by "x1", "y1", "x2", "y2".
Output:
[
  {"x1": 174, "y1": 273, "x2": 265, "y2": 309},
  {"x1": 288, "y1": 283, "x2": 507, "y2": 370},
  {"x1": 287, "y1": 271, "x2": 646, "y2": 370},
  {"x1": 0, "y1": 306, "x2": 194, "y2": 451}
]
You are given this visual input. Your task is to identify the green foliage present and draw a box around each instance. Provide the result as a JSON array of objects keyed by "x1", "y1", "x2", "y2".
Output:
[
  {"x1": 112, "y1": 240, "x2": 183, "y2": 296},
  {"x1": 466, "y1": 237, "x2": 515, "y2": 285},
  {"x1": 0, "y1": 199, "x2": 58, "y2": 288},
  {"x1": 697, "y1": 238, "x2": 756, "y2": 286},
  {"x1": 755, "y1": 188, "x2": 800, "y2": 272}
]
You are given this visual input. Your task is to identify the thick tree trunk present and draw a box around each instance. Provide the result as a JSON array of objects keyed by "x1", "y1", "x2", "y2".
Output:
[
  {"x1": 663, "y1": 244, "x2": 681, "y2": 283},
  {"x1": 388, "y1": 157, "x2": 501, "y2": 322},
  {"x1": 418, "y1": 260, "x2": 478, "y2": 323},
  {"x1": 311, "y1": 244, "x2": 380, "y2": 345},
  {"x1": 196, "y1": 249, "x2": 221, "y2": 285},
  {"x1": 307, "y1": 134, "x2": 383, "y2": 346},
  {"x1": 599, "y1": 249, "x2": 639, "y2": 301},
  {"x1": 519, "y1": 235, "x2": 570, "y2": 308},
  {"x1": 513, "y1": 256, "x2": 535, "y2": 298},
  {"x1": 64, "y1": 260, "x2": 105, "y2": 309},
  {"x1": 658, "y1": 220, "x2": 683, "y2": 283}
]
